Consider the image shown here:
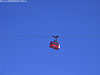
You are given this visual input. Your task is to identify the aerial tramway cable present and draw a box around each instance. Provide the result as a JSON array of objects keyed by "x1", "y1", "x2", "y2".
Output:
[{"x1": 0, "y1": 34, "x2": 100, "y2": 39}]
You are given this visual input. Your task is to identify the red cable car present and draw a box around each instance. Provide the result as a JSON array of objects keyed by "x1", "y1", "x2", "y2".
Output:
[{"x1": 49, "y1": 36, "x2": 60, "y2": 50}]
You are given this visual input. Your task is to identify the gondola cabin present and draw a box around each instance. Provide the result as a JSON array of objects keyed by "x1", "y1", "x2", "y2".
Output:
[
  {"x1": 49, "y1": 36, "x2": 60, "y2": 50},
  {"x1": 49, "y1": 40, "x2": 60, "y2": 50}
]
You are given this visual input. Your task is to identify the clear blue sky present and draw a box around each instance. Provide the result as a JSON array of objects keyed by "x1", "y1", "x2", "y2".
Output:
[{"x1": 0, "y1": 0, "x2": 100, "y2": 75}]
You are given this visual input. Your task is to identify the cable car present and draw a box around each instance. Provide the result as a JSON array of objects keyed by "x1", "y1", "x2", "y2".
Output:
[{"x1": 49, "y1": 36, "x2": 60, "y2": 50}]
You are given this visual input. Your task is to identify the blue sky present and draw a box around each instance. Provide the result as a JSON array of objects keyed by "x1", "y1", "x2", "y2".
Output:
[{"x1": 0, "y1": 0, "x2": 100, "y2": 75}]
